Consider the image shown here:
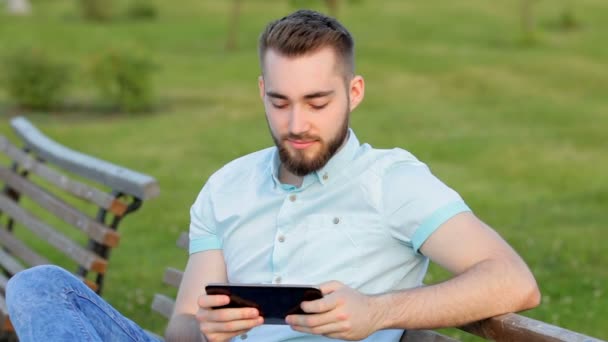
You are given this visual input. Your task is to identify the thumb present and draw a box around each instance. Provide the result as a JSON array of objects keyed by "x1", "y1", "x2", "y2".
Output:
[{"x1": 318, "y1": 280, "x2": 344, "y2": 295}]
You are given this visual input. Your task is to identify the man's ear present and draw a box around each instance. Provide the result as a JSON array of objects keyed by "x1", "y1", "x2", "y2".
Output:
[
  {"x1": 258, "y1": 76, "x2": 265, "y2": 101},
  {"x1": 348, "y1": 75, "x2": 365, "y2": 112}
]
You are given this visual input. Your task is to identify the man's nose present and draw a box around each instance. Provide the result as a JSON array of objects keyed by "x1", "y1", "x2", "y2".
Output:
[{"x1": 288, "y1": 105, "x2": 310, "y2": 135}]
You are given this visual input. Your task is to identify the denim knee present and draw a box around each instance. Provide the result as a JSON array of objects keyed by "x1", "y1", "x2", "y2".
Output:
[{"x1": 6, "y1": 265, "x2": 75, "y2": 309}]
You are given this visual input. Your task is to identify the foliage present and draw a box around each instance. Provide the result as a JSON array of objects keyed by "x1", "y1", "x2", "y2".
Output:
[
  {"x1": 126, "y1": 0, "x2": 158, "y2": 20},
  {"x1": 2, "y1": 49, "x2": 71, "y2": 111},
  {"x1": 78, "y1": 0, "x2": 113, "y2": 21},
  {"x1": 557, "y1": 7, "x2": 580, "y2": 30},
  {"x1": 89, "y1": 50, "x2": 156, "y2": 112}
]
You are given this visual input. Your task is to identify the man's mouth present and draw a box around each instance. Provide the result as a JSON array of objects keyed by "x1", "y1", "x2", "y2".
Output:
[{"x1": 287, "y1": 139, "x2": 317, "y2": 150}]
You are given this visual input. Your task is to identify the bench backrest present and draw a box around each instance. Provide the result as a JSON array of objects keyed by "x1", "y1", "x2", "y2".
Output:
[
  {"x1": 0, "y1": 116, "x2": 159, "y2": 333},
  {"x1": 152, "y1": 232, "x2": 602, "y2": 342}
]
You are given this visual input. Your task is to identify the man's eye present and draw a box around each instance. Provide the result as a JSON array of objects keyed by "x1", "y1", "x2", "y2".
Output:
[
  {"x1": 311, "y1": 103, "x2": 328, "y2": 110},
  {"x1": 271, "y1": 103, "x2": 288, "y2": 109}
]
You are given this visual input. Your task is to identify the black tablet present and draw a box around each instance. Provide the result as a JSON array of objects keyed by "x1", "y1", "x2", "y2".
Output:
[{"x1": 205, "y1": 283, "x2": 324, "y2": 325}]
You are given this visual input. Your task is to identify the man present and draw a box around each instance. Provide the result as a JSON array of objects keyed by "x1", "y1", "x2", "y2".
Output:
[
  {"x1": 165, "y1": 9, "x2": 540, "y2": 342},
  {"x1": 6, "y1": 9, "x2": 539, "y2": 342}
]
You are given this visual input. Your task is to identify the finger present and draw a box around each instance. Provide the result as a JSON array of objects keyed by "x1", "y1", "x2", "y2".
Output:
[
  {"x1": 318, "y1": 280, "x2": 344, "y2": 295},
  {"x1": 207, "y1": 307, "x2": 261, "y2": 323},
  {"x1": 202, "y1": 325, "x2": 260, "y2": 342},
  {"x1": 203, "y1": 330, "x2": 250, "y2": 342},
  {"x1": 290, "y1": 320, "x2": 350, "y2": 336},
  {"x1": 201, "y1": 316, "x2": 264, "y2": 335},
  {"x1": 198, "y1": 294, "x2": 230, "y2": 309},
  {"x1": 286, "y1": 310, "x2": 339, "y2": 328},
  {"x1": 300, "y1": 292, "x2": 342, "y2": 313}
]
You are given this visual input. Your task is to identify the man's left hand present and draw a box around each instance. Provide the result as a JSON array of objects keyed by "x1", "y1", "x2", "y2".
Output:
[{"x1": 285, "y1": 281, "x2": 384, "y2": 340}]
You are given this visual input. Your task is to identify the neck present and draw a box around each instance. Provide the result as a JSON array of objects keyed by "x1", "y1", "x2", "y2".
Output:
[{"x1": 279, "y1": 165, "x2": 304, "y2": 187}]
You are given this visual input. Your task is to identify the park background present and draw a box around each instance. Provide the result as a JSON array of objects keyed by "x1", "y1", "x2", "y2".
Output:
[{"x1": 0, "y1": 0, "x2": 606, "y2": 340}]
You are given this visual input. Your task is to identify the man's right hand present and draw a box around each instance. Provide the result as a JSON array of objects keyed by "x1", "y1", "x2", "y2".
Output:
[{"x1": 196, "y1": 294, "x2": 264, "y2": 342}]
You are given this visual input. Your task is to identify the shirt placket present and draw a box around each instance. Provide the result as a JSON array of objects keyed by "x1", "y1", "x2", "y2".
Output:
[{"x1": 271, "y1": 190, "x2": 301, "y2": 284}]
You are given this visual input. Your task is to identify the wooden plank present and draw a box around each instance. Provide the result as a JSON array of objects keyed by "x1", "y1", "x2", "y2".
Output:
[
  {"x1": 0, "y1": 194, "x2": 107, "y2": 274},
  {"x1": 10, "y1": 117, "x2": 160, "y2": 200},
  {"x1": 80, "y1": 277, "x2": 99, "y2": 293},
  {"x1": 0, "y1": 166, "x2": 120, "y2": 247},
  {"x1": 163, "y1": 268, "x2": 183, "y2": 288},
  {"x1": 0, "y1": 273, "x2": 8, "y2": 293},
  {"x1": 4, "y1": 317, "x2": 14, "y2": 333},
  {"x1": 0, "y1": 295, "x2": 11, "y2": 331},
  {"x1": 151, "y1": 294, "x2": 175, "y2": 319},
  {"x1": 0, "y1": 136, "x2": 128, "y2": 217},
  {"x1": 0, "y1": 248, "x2": 25, "y2": 276},
  {"x1": 0, "y1": 228, "x2": 50, "y2": 268},
  {"x1": 400, "y1": 330, "x2": 459, "y2": 342},
  {"x1": 460, "y1": 313, "x2": 602, "y2": 342},
  {"x1": 177, "y1": 232, "x2": 188, "y2": 250}
]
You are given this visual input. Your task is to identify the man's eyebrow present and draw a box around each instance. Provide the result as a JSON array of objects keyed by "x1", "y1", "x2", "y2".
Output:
[
  {"x1": 303, "y1": 90, "x2": 334, "y2": 99},
  {"x1": 266, "y1": 90, "x2": 335, "y2": 100},
  {"x1": 266, "y1": 91, "x2": 288, "y2": 100}
]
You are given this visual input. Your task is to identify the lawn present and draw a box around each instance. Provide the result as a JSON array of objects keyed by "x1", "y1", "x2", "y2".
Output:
[{"x1": 0, "y1": 0, "x2": 607, "y2": 340}]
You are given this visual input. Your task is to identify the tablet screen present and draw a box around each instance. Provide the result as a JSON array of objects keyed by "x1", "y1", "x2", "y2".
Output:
[{"x1": 205, "y1": 283, "x2": 323, "y2": 324}]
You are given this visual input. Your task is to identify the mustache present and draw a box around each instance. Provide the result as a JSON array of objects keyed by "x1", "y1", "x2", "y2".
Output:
[{"x1": 283, "y1": 133, "x2": 321, "y2": 141}]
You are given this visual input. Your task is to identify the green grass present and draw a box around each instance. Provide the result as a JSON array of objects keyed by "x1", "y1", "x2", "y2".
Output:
[{"x1": 1, "y1": 0, "x2": 607, "y2": 340}]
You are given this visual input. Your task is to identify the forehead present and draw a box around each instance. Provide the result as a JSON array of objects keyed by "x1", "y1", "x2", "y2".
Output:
[{"x1": 262, "y1": 47, "x2": 343, "y2": 96}]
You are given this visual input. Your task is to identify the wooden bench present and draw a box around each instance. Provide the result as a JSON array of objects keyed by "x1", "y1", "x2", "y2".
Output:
[
  {"x1": 152, "y1": 232, "x2": 603, "y2": 342},
  {"x1": 0, "y1": 116, "x2": 160, "y2": 336}
]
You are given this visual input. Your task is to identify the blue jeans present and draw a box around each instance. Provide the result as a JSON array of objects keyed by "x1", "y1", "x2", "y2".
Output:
[{"x1": 6, "y1": 265, "x2": 162, "y2": 342}]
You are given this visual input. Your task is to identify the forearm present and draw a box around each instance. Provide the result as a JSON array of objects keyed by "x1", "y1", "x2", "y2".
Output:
[
  {"x1": 372, "y1": 257, "x2": 540, "y2": 330},
  {"x1": 165, "y1": 313, "x2": 205, "y2": 342}
]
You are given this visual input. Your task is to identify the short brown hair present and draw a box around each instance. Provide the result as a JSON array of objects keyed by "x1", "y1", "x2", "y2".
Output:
[{"x1": 258, "y1": 9, "x2": 355, "y2": 78}]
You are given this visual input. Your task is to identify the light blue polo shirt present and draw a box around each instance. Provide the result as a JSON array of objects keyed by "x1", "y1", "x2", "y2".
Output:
[{"x1": 189, "y1": 129, "x2": 471, "y2": 341}]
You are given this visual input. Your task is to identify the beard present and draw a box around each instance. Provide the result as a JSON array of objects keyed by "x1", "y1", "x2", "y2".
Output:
[{"x1": 270, "y1": 110, "x2": 350, "y2": 177}]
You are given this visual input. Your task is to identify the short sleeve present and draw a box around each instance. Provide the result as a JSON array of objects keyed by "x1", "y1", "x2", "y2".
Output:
[
  {"x1": 383, "y1": 158, "x2": 471, "y2": 254},
  {"x1": 189, "y1": 181, "x2": 222, "y2": 254}
]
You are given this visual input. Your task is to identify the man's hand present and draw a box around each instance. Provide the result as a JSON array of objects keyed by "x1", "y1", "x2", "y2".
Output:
[
  {"x1": 195, "y1": 294, "x2": 264, "y2": 342},
  {"x1": 286, "y1": 281, "x2": 385, "y2": 340}
]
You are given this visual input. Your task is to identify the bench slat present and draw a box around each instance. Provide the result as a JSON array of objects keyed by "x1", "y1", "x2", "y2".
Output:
[
  {"x1": 0, "y1": 273, "x2": 8, "y2": 293},
  {"x1": 0, "y1": 295, "x2": 11, "y2": 331},
  {"x1": 0, "y1": 248, "x2": 25, "y2": 276},
  {"x1": 461, "y1": 313, "x2": 601, "y2": 342},
  {"x1": 400, "y1": 330, "x2": 458, "y2": 342},
  {"x1": 0, "y1": 136, "x2": 128, "y2": 217},
  {"x1": 11, "y1": 117, "x2": 160, "y2": 200},
  {"x1": 163, "y1": 268, "x2": 183, "y2": 288},
  {"x1": 0, "y1": 166, "x2": 120, "y2": 247},
  {"x1": 0, "y1": 194, "x2": 107, "y2": 273},
  {"x1": 0, "y1": 228, "x2": 50, "y2": 268},
  {"x1": 151, "y1": 294, "x2": 175, "y2": 319},
  {"x1": 177, "y1": 232, "x2": 188, "y2": 250}
]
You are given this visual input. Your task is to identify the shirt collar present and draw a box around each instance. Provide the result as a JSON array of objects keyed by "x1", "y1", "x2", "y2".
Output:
[{"x1": 269, "y1": 128, "x2": 360, "y2": 190}]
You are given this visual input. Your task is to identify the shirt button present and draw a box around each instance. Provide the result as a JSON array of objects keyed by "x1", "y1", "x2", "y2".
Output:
[
  {"x1": 275, "y1": 276, "x2": 282, "y2": 284},
  {"x1": 240, "y1": 333, "x2": 248, "y2": 340},
  {"x1": 333, "y1": 217, "x2": 340, "y2": 224},
  {"x1": 289, "y1": 194, "x2": 297, "y2": 202},
  {"x1": 323, "y1": 173, "x2": 329, "y2": 180},
  {"x1": 278, "y1": 235, "x2": 285, "y2": 243}
]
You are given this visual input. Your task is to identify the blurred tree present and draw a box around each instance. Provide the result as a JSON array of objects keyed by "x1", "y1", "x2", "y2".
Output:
[
  {"x1": 79, "y1": 0, "x2": 113, "y2": 21},
  {"x1": 558, "y1": 3, "x2": 579, "y2": 30},
  {"x1": 225, "y1": 0, "x2": 242, "y2": 51},
  {"x1": 520, "y1": 0, "x2": 538, "y2": 44},
  {"x1": 7, "y1": 0, "x2": 31, "y2": 15}
]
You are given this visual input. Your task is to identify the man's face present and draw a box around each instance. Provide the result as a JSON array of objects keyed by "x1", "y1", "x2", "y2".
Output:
[{"x1": 259, "y1": 47, "x2": 364, "y2": 176}]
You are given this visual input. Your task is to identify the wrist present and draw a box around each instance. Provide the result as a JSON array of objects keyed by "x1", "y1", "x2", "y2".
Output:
[{"x1": 367, "y1": 293, "x2": 392, "y2": 331}]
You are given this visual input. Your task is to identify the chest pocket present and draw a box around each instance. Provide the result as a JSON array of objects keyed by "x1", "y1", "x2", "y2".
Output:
[{"x1": 291, "y1": 214, "x2": 375, "y2": 287}]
